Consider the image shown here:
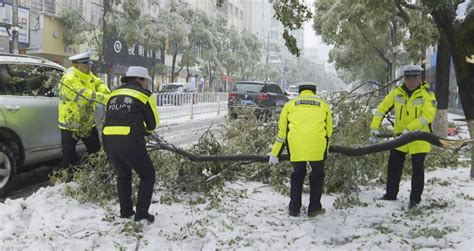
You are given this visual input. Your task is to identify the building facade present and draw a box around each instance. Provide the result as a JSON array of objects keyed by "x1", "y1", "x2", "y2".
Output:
[{"x1": 0, "y1": 0, "x2": 303, "y2": 90}]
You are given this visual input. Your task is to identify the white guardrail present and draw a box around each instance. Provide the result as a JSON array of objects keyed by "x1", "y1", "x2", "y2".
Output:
[{"x1": 154, "y1": 92, "x2": 228, "y2": 119}]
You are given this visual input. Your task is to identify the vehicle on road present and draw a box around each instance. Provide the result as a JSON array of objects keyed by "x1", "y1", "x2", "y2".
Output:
[
  {"x1": 286, "y1": 85, "x2": 299, "y2": 99},
  {"x1": 157, "y1": 83, "x2": 197, "y2": 106},
  {"x1": 227, "y1": 81, "x2": 288, "y2": 119},
  {"x1": 0, "y1": 54, "x2": 96, "y2": 197}
]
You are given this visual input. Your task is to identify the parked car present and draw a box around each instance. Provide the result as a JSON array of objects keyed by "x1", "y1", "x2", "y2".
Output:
[
  {"x1": 286, "y1": 85, "x2": 299, "y2": 99},
  {"x1": 157, "y1": 83, "x2": 197, "y2": 106},
  {"x1": 0, "y1": 54, "x2": 97, "y2": 197},
  {"x1": 227, "y1": 81, "x2": 289, "y2": 119}
]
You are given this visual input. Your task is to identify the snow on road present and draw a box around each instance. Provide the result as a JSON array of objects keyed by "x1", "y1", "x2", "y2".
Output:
[
  {"x1": 1, "y1": 168, "x2": 472, "y2": 250},
  {"x1": 0, "y1": 113, "x2": 472, "y2": 250}
]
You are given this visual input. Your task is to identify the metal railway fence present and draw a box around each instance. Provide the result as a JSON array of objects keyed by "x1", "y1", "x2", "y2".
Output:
[{"x1": 154, "y1": 92, "x2": 228, "y2": 119}]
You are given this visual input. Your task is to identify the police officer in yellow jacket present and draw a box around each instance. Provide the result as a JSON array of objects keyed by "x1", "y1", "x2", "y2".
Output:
[
  {"x1": 269, "y1": 84, "x2": 333, "y2": 217},
  {"x1": 102, "y1": 66, "x2": 159, "y2": 223},
  {"x1": 370, "y1": 65, "x2": 437, "y2": 208},
  {"x1": 58, "y1": 52, "x2": 110, "y2": 167}
]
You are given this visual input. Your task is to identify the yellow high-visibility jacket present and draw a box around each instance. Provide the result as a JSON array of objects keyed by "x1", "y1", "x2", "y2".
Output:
[
  {"x1": 58, "y1": 67, "x2": 110, "y2": 132},
  {"x1": 370, "y1": 81, "x2": 437, "y2": 154},
  {"x1": 271, "y1": 90, "x2": 333, "y2": 161}
]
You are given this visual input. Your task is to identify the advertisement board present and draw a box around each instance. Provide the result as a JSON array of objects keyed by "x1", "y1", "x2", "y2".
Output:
[{"x1": 0, "y1": 3, "x2": 29, "y2": 45}]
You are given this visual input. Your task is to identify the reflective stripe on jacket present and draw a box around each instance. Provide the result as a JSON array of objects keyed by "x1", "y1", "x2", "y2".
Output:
[
  {"x1": 102, "y1": 83, "x2": 159, "y2": 137},
  {"x1": 271, "y1": 90, "x2": 333, "y2": 161},
  {"x1": 58, "y1": 67, "x2": 110, "y2": 131},
  {"x1": 370, "y1": 81, "x2": 437, "y2": 154}
]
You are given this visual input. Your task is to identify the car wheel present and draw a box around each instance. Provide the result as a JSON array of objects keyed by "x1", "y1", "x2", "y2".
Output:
[{"x1": 0, "y1": 143, "x2": 17, "y2": 198}]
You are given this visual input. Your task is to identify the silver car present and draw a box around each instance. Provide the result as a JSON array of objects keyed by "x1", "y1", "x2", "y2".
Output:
[
  {"x1": 286, "y1": 85, "x2": 299, "y2": 99},
  {"x1": 0, "y1": 54, "x2": 99, "y2": 197}
]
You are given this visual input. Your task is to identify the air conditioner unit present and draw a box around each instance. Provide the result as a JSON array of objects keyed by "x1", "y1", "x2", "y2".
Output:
[{"x1": 0, "y1": 5, "x2": 12, "y2": 27}]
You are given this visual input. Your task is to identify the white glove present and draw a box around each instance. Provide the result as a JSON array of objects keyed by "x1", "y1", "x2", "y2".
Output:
[
  {"x1": 402, "y1": 129, "x2": 409, "y2": 134},
  {"x1": 268, "y1": 154, "x2": 279, "y2": 165},
  {"x1": 370, "y1": 129, "x2": 380, "y2": 143}
]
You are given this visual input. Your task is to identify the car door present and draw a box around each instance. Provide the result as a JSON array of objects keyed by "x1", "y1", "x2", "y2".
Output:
[{"x1": 0, "y1": 63, "x2": 63, "y2": 165}]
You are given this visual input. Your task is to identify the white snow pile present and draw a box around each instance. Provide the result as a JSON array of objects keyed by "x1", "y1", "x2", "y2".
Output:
[{"x1": 0, "y1": 114, "x2": 473, "y2": 250}]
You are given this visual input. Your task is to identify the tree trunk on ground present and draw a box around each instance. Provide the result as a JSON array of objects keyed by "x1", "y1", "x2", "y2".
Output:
[{"x1": 432, "y1": 33, "x2": 451, "y2": 137}]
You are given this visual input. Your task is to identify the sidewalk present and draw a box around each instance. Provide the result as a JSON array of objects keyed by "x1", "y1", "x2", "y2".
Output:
[{"x1": 159, "y1": 111, "x2": 227, "y2": 126}]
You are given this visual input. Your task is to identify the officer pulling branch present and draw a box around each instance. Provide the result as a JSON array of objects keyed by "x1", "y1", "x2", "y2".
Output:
[
  {"x1": 58, "y1": 52, "x2": 111, "y2": 168},
  {"x1": 370, "y1": 65, "x2": 437, "y2": 208}
]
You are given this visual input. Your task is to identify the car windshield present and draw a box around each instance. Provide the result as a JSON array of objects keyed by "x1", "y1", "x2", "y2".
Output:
[
  {"x1": 288, "y1": 86, "x2": 298, "y2": 92},
  {"x1": 161, "y1": 85, "x2": 183, "y2": 92},
  {"x1": 0, "y1": 64, "x2": 62, "y2": 96},
  {"x1": 233, "y1": 83, "x2": 264, "y2": 93}
]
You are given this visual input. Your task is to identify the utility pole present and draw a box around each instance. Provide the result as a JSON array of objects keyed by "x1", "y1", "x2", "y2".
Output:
[
  {"x1": 265, "y1": 32, "x2": 269, "y2": 81},
  {"x1": 102, "y1": 0, "x2": 111, "y2": 85},
  {"x1": 11, "y1": 0, "x2": 18, "y2": 54},
  {"x1": 102, "y1": 0, "x2": 110, "y2": 64}
]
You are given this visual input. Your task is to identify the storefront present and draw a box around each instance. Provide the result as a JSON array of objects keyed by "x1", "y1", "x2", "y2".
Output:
[{"x1": 103, "y1": 36, "x2": 164, "y2": 91}]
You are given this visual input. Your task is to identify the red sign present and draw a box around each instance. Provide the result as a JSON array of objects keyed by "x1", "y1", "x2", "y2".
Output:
[{"x1": 221, "y1": 75, "x2": 235, "y2": 83}]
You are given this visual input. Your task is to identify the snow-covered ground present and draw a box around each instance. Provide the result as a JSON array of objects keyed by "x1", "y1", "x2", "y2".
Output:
[{"x1": 0, "y1": 113, "x2": 472, "y2": 250}]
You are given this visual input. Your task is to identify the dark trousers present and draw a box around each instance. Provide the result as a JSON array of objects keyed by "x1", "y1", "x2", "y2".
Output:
[
  {"x1": 106, "y1": 149, "x2": 156, "y2": 217},
  {"x1": 385, "y1": 150, "x2": 426, "y2": 203},
  {"x1": 60, "y1": 127, "x2": 101, "y2": 167},
  {"x1": 289, "y1": 161, "x2": 325, "y2": 213}
]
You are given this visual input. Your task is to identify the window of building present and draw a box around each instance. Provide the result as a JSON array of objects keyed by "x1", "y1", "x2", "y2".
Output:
[
  {"x1": 31, "y1": 0, "x2": 56, "y2": 15},
  {"x1": 63, "y1": 0, "x2": 83, "y2": 14},
  {"x1": 229, "y1": 3, "x2": 234, "y2": 15},
  {"x1": 234, "y1": 6, "x2": 238, "y2": 17},
  {"x1": 90, "y1": 2, "x2": 103, "y2": 26},
  {"x1": 240, "y1": 10, "x2": 243, "y2": 20}
]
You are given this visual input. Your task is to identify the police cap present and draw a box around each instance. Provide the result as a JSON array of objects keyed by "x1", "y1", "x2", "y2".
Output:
[
  {"x1": 403, "y1": 65, "x2": 423, "y2": 76},
  {"x1": 298, "y1": 84, "x2": 317, "y2": 93},
  {"x1": 69, "y1": 52, "x2": 92, "y2": 64}
]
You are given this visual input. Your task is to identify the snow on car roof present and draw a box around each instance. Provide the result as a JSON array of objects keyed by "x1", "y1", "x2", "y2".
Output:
[{"x1": 0, "y1": 53, "x2": 65, "y2": 70}]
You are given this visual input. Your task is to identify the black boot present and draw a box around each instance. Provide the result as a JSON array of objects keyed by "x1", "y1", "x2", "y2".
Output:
[
  {"x1": 288, "y1": 209, "x2": 300, "y2": 217},
  {"x1": 134, "y1": 213, "x2": 155, "y2": 223},
  {"x1": 308, "y1": 208, "x2": 326, "y2": 218},
  {"x1": 379, "y1": 194, "x2": 397, "y2": 200},
  {"x1": 408, "y1": 200, "x2": 420, "y2": 209},
  {"x1": 120, "y1": 210, "x2": 135, "y2": 219}
]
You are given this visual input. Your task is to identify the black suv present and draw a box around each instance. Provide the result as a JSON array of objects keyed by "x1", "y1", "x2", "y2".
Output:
[{"x1": 228, "y1": 81, "x2": 288, "y2": 118}]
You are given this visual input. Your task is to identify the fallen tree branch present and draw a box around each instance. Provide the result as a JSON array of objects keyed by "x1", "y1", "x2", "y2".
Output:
[{"x1": 148, "y1": 132, "x2": 473, "y2": 162}]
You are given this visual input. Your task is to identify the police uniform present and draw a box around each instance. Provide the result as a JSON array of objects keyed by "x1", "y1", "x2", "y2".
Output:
[
  {"x1": 370, "y1": 65, "x2": 437, "y2": 207},
  {"x1": 102, "y1": 66, "x2": 159, "y2": 222},
  {"x1": 270, "y1": 85, "x2": 333, "y2": 217},
  {"x1": 58, "y1": 52, "x2": 110, "y2": 167}
]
